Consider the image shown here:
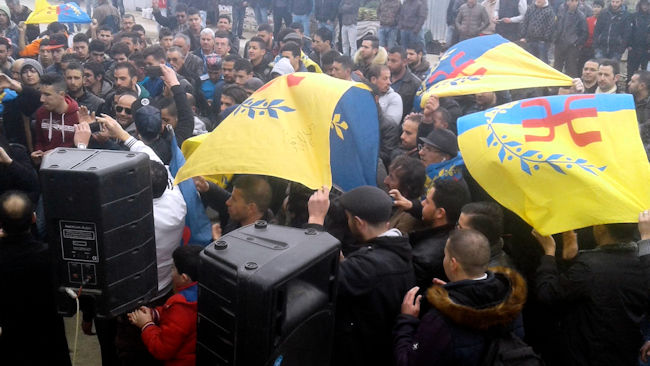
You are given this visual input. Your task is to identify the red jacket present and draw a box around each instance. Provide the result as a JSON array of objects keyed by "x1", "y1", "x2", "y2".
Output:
[
  {"x1": 33, "y1": 95, "x2": 79, "y2": 152},
  {"x1": 141, "y1": 282, "x2": 198, "y2": 366}
]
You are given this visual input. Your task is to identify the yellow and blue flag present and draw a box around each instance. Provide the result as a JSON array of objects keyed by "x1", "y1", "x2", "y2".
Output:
[
  {"x1": 458, "y1": 94, "x2": 650, "y2": 235},
  {"x1": 26, "y1": 0, "x2": 91, "y2": 24},
  {"x1": 174, "y1": 73, "x2": 378, "y2": 191},
  {"x1": 414, "y1": 35, "x2": 573, "y2": 109}
]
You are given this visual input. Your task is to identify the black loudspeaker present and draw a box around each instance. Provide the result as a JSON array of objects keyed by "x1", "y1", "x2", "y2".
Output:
[
  {"x1": 197, "y1": 221, "x2": 340, "y2": 366},
  {"x1": 40, "y1": 148, "x2": 157, "y2": 317}
]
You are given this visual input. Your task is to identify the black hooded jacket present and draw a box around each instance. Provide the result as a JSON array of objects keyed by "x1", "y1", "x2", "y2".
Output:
[{"x1": 333, "y1": 234, "x2": 415, "y2": 366}]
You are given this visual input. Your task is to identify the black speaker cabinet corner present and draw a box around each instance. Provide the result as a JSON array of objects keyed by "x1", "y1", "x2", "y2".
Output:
[
  {"x1": 40, "y1": 148, "x2": 158, "y2": 317},
  {"x1": 197, "y1": 222, "x2": 340, "y2": 366}
]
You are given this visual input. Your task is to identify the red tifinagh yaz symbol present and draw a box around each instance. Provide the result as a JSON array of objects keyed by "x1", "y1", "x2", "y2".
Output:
[
  {"x1": 521, "y1": 95, "x2": 601, "y2": 147},
  {"x1": 427, "y1": 51, "x2": 487, "y2": 84}
]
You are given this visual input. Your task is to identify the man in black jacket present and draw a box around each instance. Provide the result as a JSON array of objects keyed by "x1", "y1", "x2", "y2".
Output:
[
  {"x1": 553, "y1": 0, "x2": 588, "y2": 77},
  {"x1": 308, "y1": 185, "x2": 415, "y2": 366},
  {"x1": 393, "y1": 229, "x2": 526, "y2": 366},
  {"x1": 0, "y1": 191, "x2": 72, "y2": 366},
  {"x1": 533, "y1": 219, "x2": 650, "y2": 365},
  {"x1": 407, "y1": 179, "x2": 470, "y2": 287},
  {"x1": 387, "y1": 46, "x2": 421, "y2": 117},
  {"x1": 593, "y1": 0, "x2": 631, "y2": 61}
]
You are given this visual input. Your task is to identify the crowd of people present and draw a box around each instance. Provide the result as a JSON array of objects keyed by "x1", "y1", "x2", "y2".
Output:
[{"x1": 2, "y1": 0, "x2": 650, "y2": 365}]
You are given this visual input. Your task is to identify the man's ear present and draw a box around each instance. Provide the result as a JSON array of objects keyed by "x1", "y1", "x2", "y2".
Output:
[{"x1": 435, "y1": 207, "x2": 447, "y2": 222}]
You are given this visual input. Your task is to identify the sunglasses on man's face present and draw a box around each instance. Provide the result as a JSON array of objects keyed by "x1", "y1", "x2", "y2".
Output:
[{"x1": 115, "y1": 106, "x2": 132, "y2": 114}]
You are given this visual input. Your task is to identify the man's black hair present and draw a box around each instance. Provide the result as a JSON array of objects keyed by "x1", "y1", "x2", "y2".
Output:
[
  {"x1": 150, "y1": 160, "x2": 169, "y2": 199},
  {"x1": 634, "y1": 70, "x2": 650, "y2": 93},
  {"x1": 0, "y1": 37, "x2": 10, "y2": 49},
  {"x1": 315, "y1": 27, "x2": 333, "y2": 44},
  {"x1": 289, "y1": 22, "x2": 304, "y2": 32},
  {"x1": 333, "y1": 55, "x2": 354, "y2": 71},
  {"x1": 461, "y1": 202, "x2": 504, "y2": 247},
  {"x1": 61, "y1": 53, "x2": 81, "y2": 64},
  {"x1": 406, "y1": 42, "x2": 425, "y2": 55},
  {"x1": 249, "y1": 36, "x2": 267, "y2": 50},
  {"x1": 84, "y1": 61, "x2": 105, "y2": 78},
  {"x1": 114, "y1": 61, "x2": 138, "y2": 78},
  {"x1": 175, "y1": 3, "x2": 188, "y2": 13},
  {"x1": 110, "y1": 42, "x2": 132, "y2": 57},
  {"x1": 215, "y1": 31, "x2": 232, "y2": 46},
  {"x1": 362, "y1": 35, "x2": 379, "y2": 49},
  {"x1": 277, "y1": 28, "x2": 296, "y2": 44},
  {"x1": 388, "y1": 46, "x2": 407, "y2": 60},
  {"x1": 40, "y1": 73, "x2": 66, "y2": 92},
  {"x1": 65, "y1": 61, "x2": 84, "y2": 74},
  {"x1": 72, "y1": 33, "x2": 89, "y2": 44},
  {"x1": 223, "y1": 54, "x2": 240, "y2": 64},
  {"x1": 187, "y1": 6, "x2": 200, "y2": 16},
  {"x1": 367, "y1": 64, "x2": 389, "y2": 81},
  {"x1": 89, "y1": 39, "x2": 106, "y2": 53},
  {"x1": 129, "y1": 51, "x2": 146, "y2": 68},
  {"x1": 119, "y1": 32, "x2": 140, "y2": 44},
  {"x1": 0, "y1": 191, "x2": 34, "y2": 235},
  {"x1": 143, "y1": 45, "x2": 166, "y2": 61},
  {"x1": 446, "y1": 229, "x2": 491, "y2": 277},
  {"x1": 47, "y1": 22, "x2": 66, "y2": 35},
  {"x1": 222, "y1": 84, "x2": 249, "y2": 104},
  {"x1": 234, "y1": 58, "x2": 253, "y2": 73},
  {"x1": 172, "y1": 245, "x2": 203, "y2": 281},
  {"x1": 258, "y1": 23, "x2": 273, "y2": 33},
  {"x1": 388, "y1": 156, "x2": 426, "y2": 199},
  {"x1": 321, "y1": 50, "x2": 339, "y2": 66},
  {"x1": 280, "y1": 41, "x2": 301, "y2": 58},
  {"x1": 159, "y1": 27, "x2": 173, "y2": 40},
  {"x1": 218, "y1": 14, "x2": 231, "y2": 22},
  {"x1": 157, "y1": 97, "x2": 177, "y2": 116},
  {"x1": 603, "y1": 223, "x2": 638, "y2": 243},
  {"x1": 600, "y1": 58, "x2": 620, "y2": 75},
  {"x1": 233, "y1": 175, "x2": 273, "y2": 214},
  {"x1": 98, "y1": 24, "x2": 113, "y2": 33},
  {"x1": 433, "y1": 179, "x2": 471, "y2": 225},
  {"x1": 132, "y1": 24, "x2": 145, "y2": 34}
]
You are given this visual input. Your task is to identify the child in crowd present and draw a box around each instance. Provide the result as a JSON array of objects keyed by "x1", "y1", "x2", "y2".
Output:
[{"x1": 128, "y1": 245, "x2": 203, "y2": 366}]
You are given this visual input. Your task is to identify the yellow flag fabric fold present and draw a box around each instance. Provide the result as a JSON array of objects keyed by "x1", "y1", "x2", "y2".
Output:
[
  {"x1": 457, "y1": 94, "x2": 650, "y2": 235},
  {"x1": 414, "y1": 35, "x2": 573, "y2": 108},
  {"x1": 174, "y1": 73, "x2": 379, "y2": 191}
]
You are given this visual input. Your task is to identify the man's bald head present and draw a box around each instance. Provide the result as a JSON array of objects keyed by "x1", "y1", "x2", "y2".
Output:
[
  {"x1": 0, "y1": 191, "x2": 34, "y2": 235},
  {"x1": 446, "y1": 229, "x2": 491, "y2": 278}
]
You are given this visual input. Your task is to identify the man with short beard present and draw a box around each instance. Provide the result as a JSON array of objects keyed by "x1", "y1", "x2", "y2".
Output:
[
  {"x1": 65, "y1": 62, "x2": 104, "y2": 112},
  {"x1": 387, "y1": 46, "x2": 421, "y2": 117},
  {"x1": 0, "y1": 37, "x2": 13, "y2": 74},
  {"x1": 406, "y1": 43, "x2": 429, "y2": 81},
  {"x1": 113, "y1": 91, "x2": 138, "y2": 136},
  {"x1": 580, "y1": 59, "x2": 599, "y2": 93}
]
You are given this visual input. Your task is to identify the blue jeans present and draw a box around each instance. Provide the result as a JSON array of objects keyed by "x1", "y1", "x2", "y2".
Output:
[
  {"x1": 292, "y1": 13, "x2": 311, "y2": 37},
  {"x1": 85, "y1": 0, "x2": 95, "y2": 17},
  {"x1": 400, "y1": 29, "x2": 421, "y2": 48},
  {"x1": 318, "y1": 21, "x2": 334, "y2": 33},
  {"x1": 233, "y1": 5, "x2": 246, "y2": 37},
  {"x1": 528, "y1": 40, "x2": 549, "y2": 64},
  {"x1": 379, "y1": 26, "x2": 397, "y2": 49},
  {"x1": 254, "y1": 6, "x2": 268, "y2": 25},
  {"x1": 595, "y1": 48, "x2": 623, "y2": 62}
]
